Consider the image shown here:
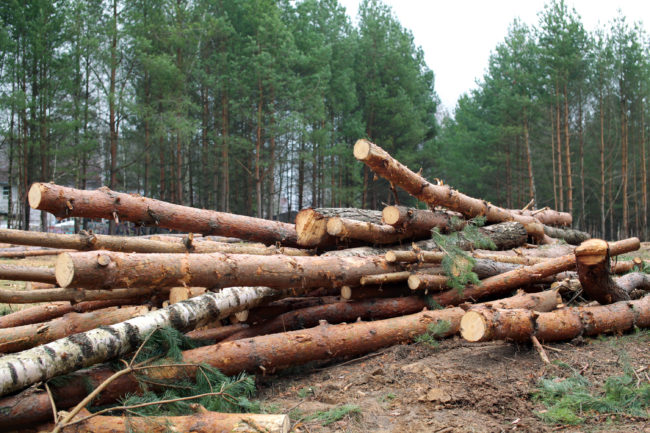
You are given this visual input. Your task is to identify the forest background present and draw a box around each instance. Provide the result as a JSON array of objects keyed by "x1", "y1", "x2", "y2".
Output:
[{"x1": 0, "y1": 0, "x2": 648, "y2": 241}]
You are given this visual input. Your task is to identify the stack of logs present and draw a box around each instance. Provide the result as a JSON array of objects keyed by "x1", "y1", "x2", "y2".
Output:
[{"x1": 0, "y1": 139, "x2": 647, "y2": 432}]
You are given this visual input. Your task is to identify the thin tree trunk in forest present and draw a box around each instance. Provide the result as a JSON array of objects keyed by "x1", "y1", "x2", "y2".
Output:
[
  {"x1": 267, "y1": 86, "x2": 276, "y2": 220},
  {"x1": 108, "y1": 0, "x2": 118, "y2": 235},
  {"x1": 221, "y1": 90, "x2": 229, "y2": 212},
  {"x1": 255, "y1": 77, "x2": 263, "y2": 218},
  {"x1": 523, "y1": 108, "x2": 536, "y2": 206},
  {"x1": 641, "y1": 99, "x2": 648, "y2": 241},
  {"x1": 621, "y1": 96, "x2": 629, "y2": 238},
  {"x1": 550, "y1": 106, "x2": 557, "y2": 210},
  {"x1": 144, "y1": 71, "x2": 151, "y2": 198},
  {"x1": 599, "y1": 91, "x2": 606, "y2": 238},
  {"x1": 505, "y1": 140, "x2": 511, "y2": 208},
  {"x1": 563, "y1": 82, "x2": 573, "y2": 217},
  {"x1": 578, "y1": 90, "x2": 585, "y2": 229},
  {"x1": 556, "y1": 82, "x2": 564, "y2": 212},
  {"x1": 8, "y1": 83, "x2": 15, "y2": 229},
  {"x1": 298, "y1": 138, "x2": 304, "y2": 210}
]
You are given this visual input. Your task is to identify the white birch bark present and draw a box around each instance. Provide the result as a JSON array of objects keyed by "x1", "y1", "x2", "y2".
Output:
[{"x1": 0, "y1": 286, "x2": 289, "y2": 396}]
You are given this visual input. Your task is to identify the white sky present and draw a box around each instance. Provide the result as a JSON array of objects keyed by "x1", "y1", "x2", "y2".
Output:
[{"x1": 337, "y1": 0, "x2": 650, "y2": 114}]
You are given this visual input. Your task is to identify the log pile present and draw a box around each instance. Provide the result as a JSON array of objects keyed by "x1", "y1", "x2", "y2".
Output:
[{"x1": 0, "y1": 139, "x2": 647, "y2": 431}]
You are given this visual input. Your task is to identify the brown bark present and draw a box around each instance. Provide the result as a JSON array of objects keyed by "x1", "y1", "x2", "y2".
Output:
[
  {"x1": 407, "y1": 274, "x2": 448, "y2": 291},
  {"x1": 511, "y1": 208, "x2": 572, "y2": 227},
  {"x1": 326, "y1": 217, "x2": 432, "y2": 245},
  {"x1": 0, "y1": 306, "x2": 149, "y2": 353},
  {"x1": 0, "y1": 249, "x2": 72, "y2": 258},
  {"x1": 0, "y1": 300, "x2": 146, "y2": 329},
  {"x1": 245, "y1": 296, "x2": 341, "y2": 325},
  {"x1": 0, "y1": 287, "x2": 158, "y2": 304},
  {"x1": 359, "y1": 265, "x2": 442, "y2": 286},
  {"x1": 615, "y1": 273, "x2": 650, "y2": 297},
  {"x1": 0, "y1": 228, "x2": 310, "y2": 256},
  {"x1": 340, "y1": 285, "x2": 411, "y2": 301},
  {"x1": 55, "y1": 251, "x2": 402, "y2": 291},
  {"x1": 294, "y1": 208, "x2": 382, "y2": 248},
  {"x1": 542, "y1": 225, "x2": 590, "y2": 245},
  {"x1": 353, "y1": 140, "x2": 552, "y2": 243},
  {"x1": 382, "y1": 206, "x2": 456, "y2": 231},
  {"x1": 0, "y1": 264, "x2": 56, "y2": 284},
  {"x1": 185, "y1": 324, "x2": 247, "y2": 342},
  {"x1": 563, "y1": 83, "x2": 573, "y2": 216},
  {"x1": 461, "y1": 295, "x2": 649, "y2": 343},
  {"x1": 59, "y1": 411, "x2": 289, "y2": 433},
  {"x1": 429, "y1": 238, "x2": 639, "y2": 306},
  {"x1": 0, "y1": 290, "x2": 560, "y2": 430},
  {"x1": 575, "y1": 239, "x2": 633, "y2": 304},
  {"x1": 28, "y1": 183, "x2": 298, "y2": 246}
]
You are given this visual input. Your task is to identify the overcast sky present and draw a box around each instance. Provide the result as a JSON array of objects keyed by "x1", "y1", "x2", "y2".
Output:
[{"x1": 337, "y1": 0, "x2": 650, "y2": 114}]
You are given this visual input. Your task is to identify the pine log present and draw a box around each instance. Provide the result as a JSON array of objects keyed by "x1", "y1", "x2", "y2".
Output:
[
  {"x1": 460, "y1": 295, "x2": 650, "y2": 343},
  {"x1": 0, "y1": 306, "x2": 150, "y2": 353},
  {"x1": 428, "y1": 238, "x2": 640, "y2": 306},
  {"x1": 58, "y1": 410, "x2": 290, "y2": 433},
  {"x1": 353, "y1": 139, "x2": 553, "y2": 243},
  {"x1": 615, "y1": 272, "x2": 650, "y2": 297},
  {"x1": 294, "y1": 207, "x2": 383, "y2": 248},
  {"x1": 0, "y1": 264, "x2": 56, "y2": 284},
  {"x1": 245, "y1": 296, "x2": 341, "y2": 325},
  {"x1": 185, "y1": 324, "x2": 248, "y2": 342},
  {"x1": 575, "y1": 239, "x2": 634, "y2": 304},
  {"x1": 54, "y1": 251, "x2": 402, "y2": 290},
  {"x1": 407, "y1": 274, "x2": 449, "y2": 291},
  {"x1": 0, "y1": 249, "x2": 73, "y2": 258},
  {"x1": 0, "y1": 286, "x2": 307, "y2": 396},
  {"x1": 542, "y1": 225, "x2": 591, "y2": 245},
  {"x1": 0, "y1": 228, "x2": 311, "y2": 256},
  {"x1": 340, "y1": 284, "x2": 412, "y2": 300},
  {"x1": 382, "y1": 206, "x2": 456, "y2": 232},
  {"x1": 0, "y1": 290, "x2": 560, "y2": 429},
  {"x1": 0, "y1": 300, "x2": 147, "y2": 329},
  {"x1": 28, "y1": 183, "x2": 298, "y2": 246},
  {"x1": 327, "y1": 217, "x2": 432, "y2": 244},
  {"x1": 510, "y1": 208, "x2": 572, "y2": 227},
  {"x1": 0, "y1": 287, "x2": 158, "y2": 304}
]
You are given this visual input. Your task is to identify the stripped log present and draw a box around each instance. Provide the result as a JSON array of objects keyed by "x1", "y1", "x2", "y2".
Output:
[
  {"x1": 0, "y1": 264, "x2": 56, "y2": 284},
  {"x1": 326, "y1": 217, "x2": 431, "y2": 244},
  {"x1": 575, "y1": 239, "x2": 632, "y2": 304},
  {"x1": 382, "y1": 206, "x2": 456, "y2": 232},
  {"x1": 58, "y1": 410, "x2": 290, "y2": 433},
  {"x1": 28, "y1": 182, "x2": 298, "y2": 246},
  {"x1": 461, "y1": 295, "x2": 650, "y2": 343},
  {"x1": 0, "y1": 286, "x2": 307, "y2": 396},
  {"x1": 353, "y1": 139, "x2": 553, "y2": 243},
  {"x1": 295, "y1": 208, "x2": 382, "y2": 248},
  {"x1": 0, "y1": 306, "x2": 150, "y2": 353},
  {"x1": 55, "y1": 251, "x2": 402, "y2": 290},
  {"x1": 429, "y1": 238, "x2": 640, "y2": 306},
  {"x1": 0, "y1": 228, "x2": 311, "y2": 256},
  {"x1": 0, "y1": 300, "x2": 147, "y2": 329},
  {"x1": 542, "y1": 226, "x2": 590, "y2": 245},
  {"x1": 0, "y1": 290, "x2": 560, "y2": 429}
]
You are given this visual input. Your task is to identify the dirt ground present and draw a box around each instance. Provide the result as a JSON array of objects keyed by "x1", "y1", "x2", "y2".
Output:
[{"x1": 256, "y1": 332, "x2": 649, "y2": 433}]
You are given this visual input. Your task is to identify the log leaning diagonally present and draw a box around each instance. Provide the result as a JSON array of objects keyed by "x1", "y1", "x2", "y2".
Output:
[
  {"x1": 28, "y1": 182, "x2": 298, "y2": 246},
  {"x1": 0, "y1": 286, "x2": 304, "y2": 396}
]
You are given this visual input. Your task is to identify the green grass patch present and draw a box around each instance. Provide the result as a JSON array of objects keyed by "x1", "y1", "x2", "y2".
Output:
[{"x1": 304, "y1": 404, "x2": 362, "y2": 426}]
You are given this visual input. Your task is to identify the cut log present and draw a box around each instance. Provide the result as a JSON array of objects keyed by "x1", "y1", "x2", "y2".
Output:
[
  {"x1": 0, "y1": 264, "x2": 56, "y2": 284},
  {"x1": 294, "y1": 207, "x2": 383, "y2": 248},
  {"x1": 0, "y1": 300, "x2": 147, "y2": 329},
  {"x1": 58, "y1": 410, "x2": 290, "y2": 433},
  {"x1": 0, "y1": 286, "x2": 306, "y2": 396},
  {"x1": 542, "y1": 225, "x2": 591, "y2": 245},
  {"x1": 0, "y1": 287, "x2": 158, "y2": 304},
  {"x1": 407, "y1": 274, "x2": 448, "y2": 291},
  {"x1": 0, "y1": 228, "x2": 311, "y2": 256},
  {"x1": 0, "y1": 290, "x2": 560, "y2": 429},
  {"x1": 461, "y1": 295, "x2": 649, "y2": 343},
  {"x1": 510, "y1": 207, "x2": 572, "y2": 227},
  {"x1": 575, "y1": 239, "x2": 633, "y2": 304},
  {"x1": 54, "y1": 251, "x2": 402, "y2": 290},
  {"x1": 340, "y1": 285, "x2": 411, "y2": 300},
  {"x1": 245, "y1": 296, "x2": 341, "y2": 325},
  {"x1": 0, "y1": 248, "x2": 73, "y2": 258},
  {"x1": 28, "y1": 183, "x2": 298, "y2": 246},
  {"x1": 327, "y1": 217, "x2": 431, "y2": 245},
  {"x1": 353, "y1": 139, "x2": 553, "y2": 243},
  {"x1": 382, "y1": 206, "x2": 456, "y2": 232},
  {"x1": 0, "y1": 305, "x2": 150, "y2": 353},
  {"x1": 429, "y1": 238, "x2": 640, "y2": 306}
]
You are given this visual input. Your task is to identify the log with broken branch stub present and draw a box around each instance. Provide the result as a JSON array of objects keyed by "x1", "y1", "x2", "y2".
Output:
[
  {"x1": 0, "y1": 286, "x2": 306, "y2": 396},
  {"x1": 28, "y1": 182, "x2": 298, "y2": 246},
  {"x1": 55, "y1": 251, "x2": 403, "y2": 290},
  {"x1": 353, "y1": 139, "x2": 554, "y2": 243},
  {"x1": 0, "y1": 290, "x2": 561, "y2": 429},
  {"x1": 460, "y1": 295, "x2": 650, "y2": 343}
]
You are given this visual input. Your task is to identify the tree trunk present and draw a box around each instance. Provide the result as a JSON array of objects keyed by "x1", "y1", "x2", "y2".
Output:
[
  {"x1": 0, "y1": 248, "x2": 72, "y2": 258},
  {"x1": 0, "y1": 286, "x2": 157, "y2": 305},
  {"x1": 556, "y1": 83, "x2": 564, "y2": 212},
  {"x1": 0, "y1": 264, "x2": 56, "y2": 284},
  {"x1": 108, "y1": 0, "x2": 118, "y2": 235},
  {"x1": 523, "y1": 108, "x2": 537, "y2": 206},
  {"x1": 0, "y1": 306, "x2": 149, "y2": 354},
  {"x1": 575, "y1": 239, "x2": 632, "y2": 304},
  {"x1": 0, "y1": 229, "x2": 310, "y2": 256},
  {"x1": 0, "y1": 290, "x2": 560, "y2": 429},
  {"x1": 340, "y1": 285, "x2": 412, "y2": 301},
  {"x1": 54, "y1": 251, "x2": 401, "y2": 290},
  {"x1": 407, "y1": 274, "x2": 448, "y2": 291},
  {"x1": 0, "y1": 300, "x2": 146, "y2": 329},
  {"x1": 59, "y1": 410, "x2": 289, "y2": 433},
  {"x1": 599, "y1": 90, "x2": 606, "y2": 238},
  {"x1": 640, "y1": 99, "x2": 647, "y2": 241},
  {"x1": 563, "y1": 83, "x2": 572, "y2": 217},
  {"x1": 382, "y1": 206, "x2": 457, "y2": 231},
  {"x1": 621, "y1": 97, "x2": 629, "y2": 237},
  {"x1": 550, "y1": 106, "x2": 558, "y2": 210},
  {"x1": 245, "y1": 296, "x2": 341, "y2": 325},
  {"x1": 294, "y1": 207, "x2": 383, "y2": 248},
  {"x1": 29, "y1": 183, "x2": 298, "y2": 246},
  {"x1": 354, "y1": 140, "x2": 552, "y2": 243},
  {"x1": 460, "y1": 295, "x2": 649, "y2": 343},
  {"x1": 326, "y1": 217, "x2": 432, "y2": 245},
  {"x1": 0, "y1": 286, "x2": 304, "y2": 396}
]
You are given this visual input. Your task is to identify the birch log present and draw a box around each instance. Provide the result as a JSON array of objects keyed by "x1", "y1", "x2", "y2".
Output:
[
  {"x1": 28, "y1": 183, "x2": 298, "y2": 246},
  {"x1": 0, "y1": 286, "x2": 303, "y2": 396}
]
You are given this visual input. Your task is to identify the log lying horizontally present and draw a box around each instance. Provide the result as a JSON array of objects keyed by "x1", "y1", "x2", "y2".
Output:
[
  {"x1": 28, "y1": 182, "x2": 298, "y2": 246},
  {"x1": 0, "y1": 264, "x2": 56, "y2": 284},
  {"x1": 294, "y1": 207, "x2": 383, "y2": 248},
  {"x1": 0, "y1": 228, "x2": 311, "y2": 256},
  {"x1": 382, "y1": 206, "x2": 456, "y2": 231},
  {"x1": 0, "y1": 286, "x2": 307, "y2": 396},
  {"x1": 0, "y1": 305, "x2": 150, "y2": 353},
  {"x1": 327, "y1": 217, "x2": 432, "y2": 245},
  {"x1": 0, "y1": 290, "x2": 560, "y2": 429},
  {"x1": 509, "y1": 207, "x2": 572, "y2": 227},
  {"x1": 353, "y1": 139, "x2": 553, "y2": 243},
  {"x1": 54, "y1": 251, "x2": 402, "y2": 290},
  {"x1": 460, "y1": 295, "x2": 650, "y2": 343},
  {"x1": 0, "y1": 287, "x2": 158, "y2": 304},
  {"x1": 542, "y1": 225, "x2": 591, "y2": 245}
]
